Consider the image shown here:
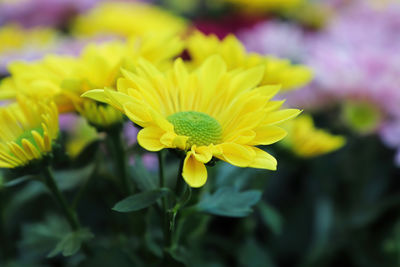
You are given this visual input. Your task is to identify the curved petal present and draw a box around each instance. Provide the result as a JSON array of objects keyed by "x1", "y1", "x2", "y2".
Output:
[
  {"x1": 263, "y1": 109, "x2": 301, "y2": 126},
  {"x1": 249, "y1": 147, "x2": 277, "y2": 170},
  {"x1": 217, "y1": 143, "x2": 255, "y2": 167},
  {"x1": 182, "y1": 152, "x2": 208, "y2": 188},
  {"x1": 249, "y1": 126, "x2": 287, "y2": 145},
  {"x1": 137, "y1": 127, "x2": 165, "y2": 151},
  {"x1": 160, "y1": 132, "x2": 188, "y2": 150},
  {"x1": 123, "y1": 103, "x2": 152, "y2": 126},
  {"x1": 192, "y1": 145, "x2": 213, "y2": 163}
]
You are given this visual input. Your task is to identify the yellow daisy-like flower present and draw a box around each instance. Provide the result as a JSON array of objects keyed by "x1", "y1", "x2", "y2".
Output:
[
  {"x1": 1, "y1": 35, "x2": 184, "y2": 129},
  {"x1": 72, "y1": 2, "x2": 187, "y2": 38},
  {"x1": 0, "y1": 96, "x2": 59, "y2": 169},
  {"x1": 282, "y1": 114, "x2": 346, "y2": 158},
  {"x1": 63, "y1": 36, "x2": 184, "y2": 129},
  {"x1": 0, "y1": 24, "x2": 57, "y2": 54},
  {"x1": 83, "y1": 56, "x2": 300, "y2": 187},
  {"x1": 0, "y1": 55, "x2": 79, "y2": 113},
  {"x1": 186, "y1": 32, "x2": 313, "y2": 91},
  {"x1": 75, "y1": 100, "x2": 124, "y2": 131}
]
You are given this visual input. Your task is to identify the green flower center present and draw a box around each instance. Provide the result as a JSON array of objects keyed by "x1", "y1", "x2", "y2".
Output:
[
  {"x1": 167, "y1": 111, "x2": 222, "y2": 147},
  {"x1": 342, "y1": 101, "x2": 381, "y2": 134}
]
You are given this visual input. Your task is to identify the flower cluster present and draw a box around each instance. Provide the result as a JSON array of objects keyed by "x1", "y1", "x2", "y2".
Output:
[
  {"x1": 0, "y1": 0, "x2": 310, "y2": 187},
  {"x1": 239, "y1": 0, "x2": 400, "y2": 161}
]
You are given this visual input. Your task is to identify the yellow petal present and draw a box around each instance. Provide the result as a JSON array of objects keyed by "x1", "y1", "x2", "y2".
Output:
[
  {"x1": 81, "y1": 89, "x2": 109, "y2": 104},
  {"x1": 263, "y1": 109, "x2": 302, "y2": 126},
  {"x1": 192, "y1": 145, "x2": 213, "y2": 163},
  {"x1": 137, "y1": 127, "x2": 165, "y2": 151},
  {"x1": 249, "y1": 126, "x2": 287, "y2": 145},
  {"x1": 123, "y1": 102, "x2": 152, "y2": 126},
  {"x1": 217, "y1": 143, "x2": 255, "y2": 167},
  {"x1": 160, "y1": 132, "x2": 188, "y2": 150},
  {"x1": 182, "y1": 152, "x2": 207, "y2": 188},
  {"x1": 229, "y1": 66, "x2": 264, "y2": 95},
  {"x1": 249, "y1": 147, "x2": 277, "y2": 170}
]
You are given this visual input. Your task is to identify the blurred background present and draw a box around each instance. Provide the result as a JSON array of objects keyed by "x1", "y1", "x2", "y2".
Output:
[{"x1": 1, "y1": 0, "x2": 400, "y2": 266}]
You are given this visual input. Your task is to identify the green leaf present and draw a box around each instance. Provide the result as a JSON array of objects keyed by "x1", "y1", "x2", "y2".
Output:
[
  {"x1": 3, "y1": 175, "x2": 33, "y2": 187},
  {"x1": 239, "y1": 238, "x2": 276, "y2": 267},
  {"x1": 258, "y1": 202, "x2": 283, "y2": 235},
  {"x1": 112, "y1": 188, "x2": 170, "y2": 213},
  {"x1": 195, "y1": 187, "x2": 262, "y2": 217},
  {"x1": 144, "y1": 208, "x2": 163, "y2": 258},
  {"x1": 47, "y1": 228, "x2": 94, "y2": 258},
  {"x1": 129, "y1": 155, "x2": 158, "y2": 192},
  {"x1": 54, "y1": 163, "x2": 95, "y2": 191},
  {"x1": 19, "y1": 214, "x2": 69, "y2": 257},
  {"x1": 165, "y1": 246, "x2": 190, "y2": 267}
]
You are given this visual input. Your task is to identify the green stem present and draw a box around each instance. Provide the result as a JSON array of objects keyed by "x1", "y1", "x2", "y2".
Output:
[
  {"x1": 108, "y1": 130, "x2": 132, "y2": 195},
  {"x1": 43, "y1": 167, "x2": 80, "y2": 231},
  {"x1": 42, "y1": 167, "x2": 92, "y2": 257},
  {"x1": 158, "y1": 151, "x2": 171, "y2": 251},
  {"x1": 72, "y1": 161, "x2": 98, "y2": 209},
  {"x1": 158, "y1": 151, "x2": 165, "y2": 189},
  {"x1": 175, "y1": 158, "x2": 185, "y2": 198}
]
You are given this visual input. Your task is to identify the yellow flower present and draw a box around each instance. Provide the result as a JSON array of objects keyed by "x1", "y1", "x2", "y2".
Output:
[
  {"x1": 0, "y1": 55, "x2": 79, "y2": 113},
  {"x1": 72, "y1": 2, "x2": 187, "y2": 38},
  {"x1": 75, "y1": 100, "x2": 124, "y2": 131},
  {"x1": 223, "y1": 0, "x2": 304, "y2": 12},
  {"x1": 282, "y1": 114, "x2": 345, "y2": 158},
  {"x1": 1, "y1": 35, "x2": 184, "y2": 129},
  {"x1": 186, "y1": 32, "x2": 313, "y2": 91},
  {"x1": 83, "y1": 56, "x2": 300, "y2": 187},
  {"x1": 0, "y1": 96, "x2": 59, "y2": 169},
  {"x1": 63, "y1": 36, "x2": 184, "y2": 129},
  {"x1": 0, "y1": 24, "x2": 57, "y2": 54}
]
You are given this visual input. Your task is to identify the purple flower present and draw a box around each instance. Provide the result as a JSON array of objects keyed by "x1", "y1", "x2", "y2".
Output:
[
  {"x1": 0, "y1": 0, "x2": 100, "y2": 27},
  {"x1": 239, "y1": 1, "x2": 400, "y2": 163}
]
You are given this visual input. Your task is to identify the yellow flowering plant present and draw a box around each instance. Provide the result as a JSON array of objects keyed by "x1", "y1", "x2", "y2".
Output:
[
  {"x1": 71, "y1": 2, "x2": 187, "y2": 38},
  {"x1": 83, "y1": 55, "x2": 300, "y2": 188},
  {"x1": 0, "y1": 96, "x2": 58, "y2": 170},
  {"x1": 186, "y1": 32, "x2": 313, "y2": 91},
  {"x1": 0, "y1": 94, "x2": 92, "y2": 256}
]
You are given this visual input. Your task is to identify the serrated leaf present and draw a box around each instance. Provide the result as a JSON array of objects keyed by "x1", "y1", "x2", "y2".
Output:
[
  {"x1": 112, "y1": 188, "x2": 170, "y2": 212},
  {"x1": 258, "y1": 202, "x2": 283, "y2": 235},
  {"x1": 47, "y1": 228, "x2": 94, "y2": 258},
  {"x1": 195, "y1": 187, "x2": 262, "y2": 217}
]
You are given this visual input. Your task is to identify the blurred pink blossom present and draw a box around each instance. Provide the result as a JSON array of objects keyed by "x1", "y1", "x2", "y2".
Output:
[{"x1": 239, "y1": 1, "x2": 400, "y2": 163}]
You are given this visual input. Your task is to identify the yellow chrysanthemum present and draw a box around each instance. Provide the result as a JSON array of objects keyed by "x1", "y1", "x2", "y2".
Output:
[
  {"x1": 0, "y1": 96, "x2": 59, "y2": 169},
  {"x1": 0, "y1": 55, "x2": 79, "y2": 112},
  {"x1": 186, "y1": 32, "x2": 313, "y2": 91},
  {"x1": 63, "y1": 36, "x2": 184, "y2": 128},
  {"x1": 0, "y1": 24, "x2": 57, "y2": 54},
  {"x1": 75, "y1": 100, "x2": 124, "y2": 131},
  {"x1": 282, "y1": 114, "x2": 345, "y2": 158},
  {"x1": 1, "y1": 35, "x2": 184, "y2": 128},
  {"x1": 222, "y1": 0, "x2": 304, "y2": 12},
  {"x1": 72, "y1": 2, "x2": 187, "y2": 38},
  {"x1": 83, "y1": 56, "x2": 300, "y2": 187}
]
